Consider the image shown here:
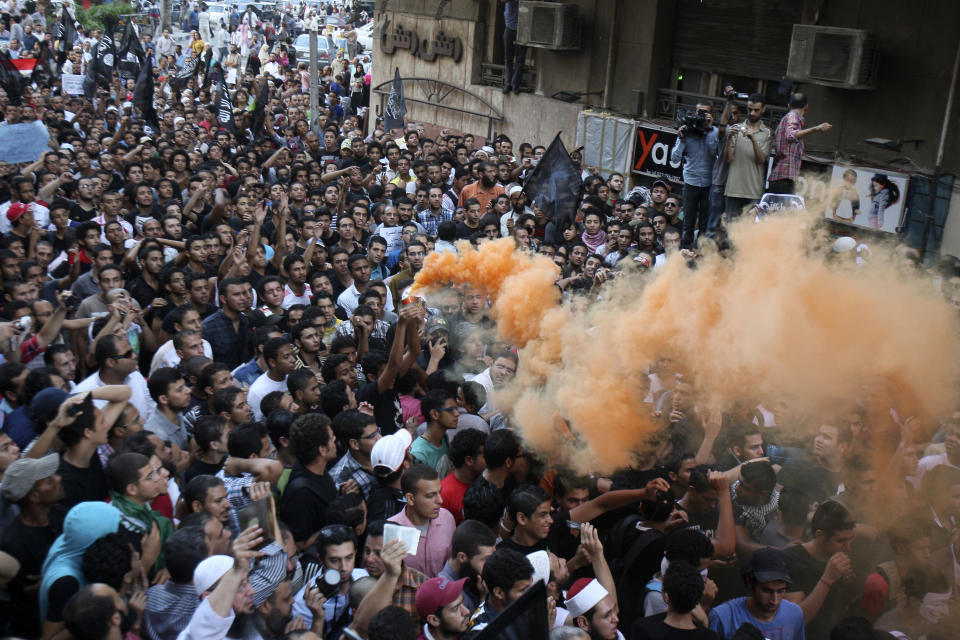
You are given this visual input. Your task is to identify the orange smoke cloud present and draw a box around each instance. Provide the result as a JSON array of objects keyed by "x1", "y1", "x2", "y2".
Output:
[{"x1": 413, "y1": 220, "x2": 960, "y2": 472}]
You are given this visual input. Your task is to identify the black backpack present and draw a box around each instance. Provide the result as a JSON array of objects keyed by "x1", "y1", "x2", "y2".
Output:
[{"x1": 606, "y1": 515, "x2": 666, "y2": 629}]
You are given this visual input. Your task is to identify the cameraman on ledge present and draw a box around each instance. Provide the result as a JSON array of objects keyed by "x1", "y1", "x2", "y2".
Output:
[{"x1": 670, "y1": 102, "x2": 719, "y2": 249}]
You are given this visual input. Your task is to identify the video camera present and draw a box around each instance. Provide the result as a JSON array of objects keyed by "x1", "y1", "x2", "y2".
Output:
[{"x1": 675, "y1": 107, "x2": 709, "y2": 137}]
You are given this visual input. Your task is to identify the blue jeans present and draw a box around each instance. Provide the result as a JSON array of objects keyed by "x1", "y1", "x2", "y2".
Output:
[{"x1": 681, "y1": 184, "x2": 711, "y2": 248}]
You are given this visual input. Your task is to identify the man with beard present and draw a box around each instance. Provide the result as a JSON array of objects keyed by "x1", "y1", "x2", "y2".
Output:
[
  {"x1": 414, "y1": 576, "x2": 472, "y2": 640},
  {"x1": 388, "y1": 242, "x2": 426, "y2": 304},
  {"x1": 438, "y1": 520, "x2": 497, "y2": 613},
  {"x1": 254, "y1": 578, "x2": 326, "y2": 640},
  {"x1": 63, "y1": 583, "x2": 138, "y2": 640},
  {"x1": 723, "y1": 94, "x2": 772, "y2": 219},
  {"x1": 459, "y1": 163, "x2": 505, "y2": 213}
]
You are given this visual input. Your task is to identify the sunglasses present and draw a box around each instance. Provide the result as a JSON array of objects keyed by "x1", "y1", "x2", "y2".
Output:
[{"x1": 110, "y1": 350, "x2": 135, "y2": 360}]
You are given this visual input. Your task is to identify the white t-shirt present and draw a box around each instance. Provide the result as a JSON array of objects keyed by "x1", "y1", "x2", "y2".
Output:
[
  {"x1": 149, "y1": 338, "x2": 214, "y2": 375},
  {"x1": 247, "y1": 372, "x2": 290, "y2": 421},
  {"x1": 282, "y1": 283, "x2": 312, "y2": 309}
]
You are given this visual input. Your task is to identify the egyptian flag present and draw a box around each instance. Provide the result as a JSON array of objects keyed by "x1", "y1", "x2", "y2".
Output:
[
  {"x1": 521, "y1": 133, "x2": 584, "y2": 226},
  {"x1": 133, "y1": 55, "x2": 157, "y2": 127},
  {"x1": 10, "y1": 58, "x2": 37, "y2": 76},
  {"x1": 55, "y1": 7, "x2": 77, "y2": 66},
  {"x1": 170, "y1": 54, "x2": 200, "y2": 90},
  {"x1": 215, "y1": 81, "x2": 236, "y2": 133},
  {"x1": 117, "y1": 20, "x2": 144, "y2": 79}
]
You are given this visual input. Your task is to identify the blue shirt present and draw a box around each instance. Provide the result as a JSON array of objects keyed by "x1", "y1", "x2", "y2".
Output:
[
  {"x1": 202, "y1": 310, "x2": 250, "y2": 370},
  {"x1": 709, "y1": 597, "x2": 805, "y2": 640},
  {"x1": 232, "y1": 358, "x2": 264, "y2": 388},
  {"x1": 670, "y1": 126, "x2": 719, "y2": 187}
]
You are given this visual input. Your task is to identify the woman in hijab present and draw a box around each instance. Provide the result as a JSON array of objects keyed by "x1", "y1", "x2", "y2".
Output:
[{"x1": 39, "y1": 501, "x2": 121, "y2": 638}]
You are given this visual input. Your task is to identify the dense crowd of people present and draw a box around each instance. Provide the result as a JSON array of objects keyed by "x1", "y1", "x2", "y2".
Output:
[{"x1": 0, "y1": 2, "x2": 959, "y2": 640}]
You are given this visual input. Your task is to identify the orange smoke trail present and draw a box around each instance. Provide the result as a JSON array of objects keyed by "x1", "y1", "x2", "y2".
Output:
[{"x1": 413, "y1": 219, "x2": 960, "y2": 472}]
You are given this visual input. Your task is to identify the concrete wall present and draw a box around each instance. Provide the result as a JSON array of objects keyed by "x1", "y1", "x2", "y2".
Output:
[{"x1": 798, "y1": 0, "x2": 960, "y2": 175}]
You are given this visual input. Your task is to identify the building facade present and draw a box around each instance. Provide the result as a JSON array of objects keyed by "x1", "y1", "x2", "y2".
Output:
[{"x1": 373, "y1": 0, "x2": 960, "y2": 255}]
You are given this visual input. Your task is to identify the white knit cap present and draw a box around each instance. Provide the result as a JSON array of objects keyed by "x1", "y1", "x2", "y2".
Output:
[
  {"x1": 564, "y1": 578, "x2": 608, "y2": 618},
  {"x1": 193, "y1": 555, "x2": 234, "y2": 595}
]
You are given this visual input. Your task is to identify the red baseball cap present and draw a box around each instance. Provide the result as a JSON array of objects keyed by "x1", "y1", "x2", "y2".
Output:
[
  {"x1": 415, "y1": 577, "x2": 467, "y2": 619},
  {"x1": 6, "y1": 202, "x2": 28, "y2": 222}
]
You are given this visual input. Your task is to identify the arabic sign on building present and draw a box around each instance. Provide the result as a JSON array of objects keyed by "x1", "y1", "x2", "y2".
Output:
[{"x1": 381, "y1": 24, "x2": 463, "y2": 62}]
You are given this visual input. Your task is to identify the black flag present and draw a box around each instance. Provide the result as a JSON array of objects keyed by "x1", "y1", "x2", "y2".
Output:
[
  {"x1": 96, "y1": 16, "x2": 117, "y2": 86},
  {"x1": 383, "y1": 67, "x2": 405, "y2": 131},
  {"x1": 170, "y1": 53, "x2": 200, "y2": 90},
  {"x1": 215, "y1": 81, "x2": 236, "y2": 133},
  {"x1": 521, "y1": 133, "x2": 584, "y2": 226},
  {"x1": 117, "y1": 20, "x2": 144, "y2": 79},
  {"x1": 133, "y1": 55, "x2": 157, "y2": 127},
  {"x1": 55, "y1": 7, "x2": 77, "y2": 66},
  {"x1": 84, "y1": 16, "x2": 117, "y2": 98},
  {"x1": 250, "y1": 77, "x2": 269, "y2": 136},
  {"x1": 0, "y1": 51, "x2": 22, "y2": 105}
]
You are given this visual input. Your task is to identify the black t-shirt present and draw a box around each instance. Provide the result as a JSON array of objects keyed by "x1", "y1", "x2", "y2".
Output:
[
  {"x1": 546, "y1": 509, "x2": 581, "y2": 561},
  {"x1": 356, "y1": 383, "x2": 403, "y2": 436},
  {"x1": 0, "y1": 510, "x2": 65, "y2": 636},
  {"x1": 128, "y1": 274, "x2": 161, "y2": 309},
  {"x1": 46, "y1": 575, "x2": 80, "y2": 623},
  {"x1": 676, "y1": 503, "x2": 719, "y2": 540},
  {"x1": 70, "y1": 201, "x2": 97, "y2": 222},
  {"x1": 629, "y1": 614, "x2": 720, "y2": 640},
  {"x1": 185, "y1": 458, "x2": 225, "y2": 485},
  {"x1": 57, "y1": 453, "x2": 108, "y2": 508},
  {"x1": 782, "y1": 544, "x2": 835, "y2": 638},
  {"x1": 496, "y1": 536, "x2": 545, "y2": 555},
  {"x1": 278, "y1": 464, "x2": 337, "y2": 543},
  {"x1": 455, "y1": 221, "x2": 480, "y2": 240}
]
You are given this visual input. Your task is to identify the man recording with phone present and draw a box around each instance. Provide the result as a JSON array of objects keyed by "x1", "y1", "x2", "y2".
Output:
[{"x1": 670, "y1": 102, "x2": 719, "y2": 249}]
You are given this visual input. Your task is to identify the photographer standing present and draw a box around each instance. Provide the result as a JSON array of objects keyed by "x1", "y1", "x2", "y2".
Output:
[
  {"x1": 768, "y1": 92, "x2": 832, "y2": 194},
  {"x1": 724, "y1": 93, "x2": 773, "y2": 219},
  {"x1": 671, "y1": 102, "x2": 719, "y2": 249}
]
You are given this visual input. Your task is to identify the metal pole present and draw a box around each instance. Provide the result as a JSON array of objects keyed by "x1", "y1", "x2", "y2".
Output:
[
  {"x1": 600, "y1": 0, "x2": 620, "y2": 111},
  {"x1": 920, "y1": 34, "x2": 960, "y2": 260},
  {"x1": 309, "y1": 25, "x2": 319, "y2": 133}
]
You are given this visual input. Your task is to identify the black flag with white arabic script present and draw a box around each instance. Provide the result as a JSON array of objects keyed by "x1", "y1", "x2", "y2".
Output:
[
  {"x1": 170, "y1": 54, "x2": 200, "y2": 90},
  {"x1": 55, "y1": 7, "x2": 77, "y2": 66},
  {"x1": 521, "y1": 133, "x2": 583, "y2": 226},
  {"x1": 384, "y1": 67, "x2": 405, "y2": 131},
  {"x1": 216, "y1": 81, "x2": 236, "y2": 133},
  {"x1": 117, "y1": 20, "x2": 145, "y2": 79}
]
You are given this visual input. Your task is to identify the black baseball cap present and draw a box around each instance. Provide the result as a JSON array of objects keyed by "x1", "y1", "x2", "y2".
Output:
[{"x1": 746, "y1": 547, "x2": 791, "y2": 584}]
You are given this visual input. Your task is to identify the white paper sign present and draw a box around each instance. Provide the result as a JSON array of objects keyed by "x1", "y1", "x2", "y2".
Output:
[
  {"x1": 378, "y1": 225, "x2": 404, "y2": 254},
  {"x1": 383, "y1": 523, "x2": 420, "y2": 553},
  {"x1": 62, "y1": 73, "x2": 84, "y2": 95}
]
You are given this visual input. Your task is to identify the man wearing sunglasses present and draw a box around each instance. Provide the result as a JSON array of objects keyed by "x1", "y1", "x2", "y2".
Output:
[{"x1": 75, "y1": 334, "x2": 156, "y2": 422}]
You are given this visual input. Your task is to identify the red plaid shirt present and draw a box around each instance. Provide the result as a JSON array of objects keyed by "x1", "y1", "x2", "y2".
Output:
[{"x1": 769, "y1": 109, "x2": 805, "y2": 182}]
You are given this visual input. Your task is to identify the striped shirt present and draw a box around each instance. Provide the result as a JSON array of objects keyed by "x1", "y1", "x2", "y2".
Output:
[
  {"x1": 769, "y1": 110, "x2": 805, "y2": 182},
  {"x1": 144, "y1": 582, "x2": 198, "y2": 640}
]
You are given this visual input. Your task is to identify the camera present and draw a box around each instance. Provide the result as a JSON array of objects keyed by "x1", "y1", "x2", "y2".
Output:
[
  {"x1": 675, "y1": 107, "x2": 708, "y2": 136},
  {"x1": 62, "y1": 292, "x2": 79, "y2": 312},
  {"x1": 314, "y1": 568, "x2": 342, "y2": 599}
]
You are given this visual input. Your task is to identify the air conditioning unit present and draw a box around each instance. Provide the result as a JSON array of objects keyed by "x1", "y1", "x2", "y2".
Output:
[
  {"x1": 517, "y1": 1, "x2": 580, "y2": 50},
  {"x1": 787, "y1": 25, "x2": 879, "y2": 89}
]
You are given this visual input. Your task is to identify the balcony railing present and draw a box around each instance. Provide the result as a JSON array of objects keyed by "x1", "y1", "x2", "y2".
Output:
[{"x1": 654, "y1": 88, "x2": 788, "y2": 130}]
